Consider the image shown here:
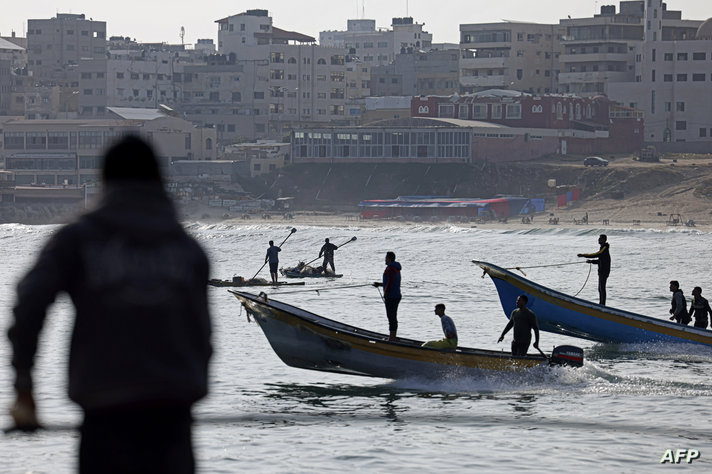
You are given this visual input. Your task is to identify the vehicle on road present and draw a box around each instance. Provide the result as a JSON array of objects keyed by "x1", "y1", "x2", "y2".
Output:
[{"x1": 584, "y1": 156, "x2": 609, "y2": 167}]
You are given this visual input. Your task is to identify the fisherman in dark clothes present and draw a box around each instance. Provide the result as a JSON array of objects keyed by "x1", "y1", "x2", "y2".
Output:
[
  {"x1": 373, "y1": 251, "x2": 402, "y2": 341},
  {"x1": 577, "y1": 234, "x2": 611, "y2": 305},
  {"x1": 668, "y1": 280, "x2": 690, "y2": 324},
  {"x1": 688, "y1": 286, "x2": 711, "y2": 329},
  {"x1": 498, "y1": 294, "x2": 540, "y2": 356},
  {"x1": 319, "y1": 238, "x2": 338, "y2": 274},
  {"x1": 265, "y1": 240, "x2": 281, "y2": 284}
]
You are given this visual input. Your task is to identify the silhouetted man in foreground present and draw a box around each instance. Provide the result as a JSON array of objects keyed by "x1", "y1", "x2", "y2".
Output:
[{"x1": 8, "y1": 135, "x2": 212, "y2": 473}]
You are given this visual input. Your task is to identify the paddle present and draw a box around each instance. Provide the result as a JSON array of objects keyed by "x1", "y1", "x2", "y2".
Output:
[
  {"x1": 304, "y1": 236, "x2": 357, "y2": 267},
  {"x1": 250, "y1": 227, "x2": 297, "y2": 280}
]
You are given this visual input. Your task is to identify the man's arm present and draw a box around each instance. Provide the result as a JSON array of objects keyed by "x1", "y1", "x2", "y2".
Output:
[
  {"x1": 8, "y1": 227, "x2": 76, "y2": 430},
  {"x1": 498, "y1": 320, "x2": 513, "y2": 342}
]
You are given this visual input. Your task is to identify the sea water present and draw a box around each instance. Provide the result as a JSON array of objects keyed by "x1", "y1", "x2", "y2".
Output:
[{"x1": 1, "y1": 222, "x2": 711, "y2": 472}]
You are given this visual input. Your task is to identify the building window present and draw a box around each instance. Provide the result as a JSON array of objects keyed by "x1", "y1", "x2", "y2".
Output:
[
  {"x1": 692, "y1": 73, "x2": 705, "y2": 82},
  {"x1": 491, "y1": 104, "x2": 503, "y2": 119},
  {"x1": 677, "y1": 52, "x2": 688, "y2": 61},
  {"x1": 664, "y1": 53, "x2": 673, "y2": 61},
  {"x1": 700, "y1": 128, "x2": 707, "y2": 138},
  {"x1": 693, "y1": 52, "x2": 706, "y2": 60},
  {"x1": 663, "y1": 74, "x2": 673, "y2": 82},
  {"x1": 676, "y1": 121, "x2": 686, "y2": 131},
  {"x1": 676, "y1": 102, "x2": 685, "y2": 112},
  {"x1": 664, "y1": 102, "x2": 671, "y2": 112},
  {"x1": 505, "y1": 103, "x2": 521, "y2": 119},
  {"x1": 676, "y1": 74, "x2": 687, "y2": 82}
]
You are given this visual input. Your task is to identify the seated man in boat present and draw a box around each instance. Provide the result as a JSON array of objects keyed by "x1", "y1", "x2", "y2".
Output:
[
  {"x1": 422, "y1": 303, "x2": 458, "y2": 350},
  {"x1": 498, "y1": 295, "x2": 540, "y2": 356},
  {"x1": 688, "y1": 286, "x2": 711, "y2": 329},
  {"x1": 668, "y1": 280, "x2": 690, "y2": 325}
]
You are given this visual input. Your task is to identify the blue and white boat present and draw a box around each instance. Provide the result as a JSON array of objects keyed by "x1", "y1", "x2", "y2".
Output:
[{"x1": 474, "y1": 260, "x2": 712, "y2": 346}]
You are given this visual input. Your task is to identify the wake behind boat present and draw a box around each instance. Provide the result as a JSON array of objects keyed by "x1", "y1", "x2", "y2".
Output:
[
  {"x1": 475, "y1": 260, "x2": 712, "y2": 346},
  {"x1": 230, "y1": 290, "x2": 582, "y2": 379}
]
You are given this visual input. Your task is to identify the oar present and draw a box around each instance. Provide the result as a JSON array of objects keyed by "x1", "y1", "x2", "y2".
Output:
[
  {"x1": 250, "y1": 227, "x2": 297, "y2": 280},
  {"x1": 304, "y1": 236, "x2": 357, "y2": 266}
]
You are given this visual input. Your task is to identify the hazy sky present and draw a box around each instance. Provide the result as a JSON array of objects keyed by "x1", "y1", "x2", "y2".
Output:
[{"x1": 1, "y1": 1, "x2": 709, "y2": 45}]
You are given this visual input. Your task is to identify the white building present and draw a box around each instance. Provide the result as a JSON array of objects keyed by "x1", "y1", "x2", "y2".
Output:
[{"x1": 320, "y1": 17, "x2": 433, "y2": 67}]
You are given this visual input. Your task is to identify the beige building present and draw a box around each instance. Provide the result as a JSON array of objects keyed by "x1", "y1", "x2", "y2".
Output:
[
  {"x1": 459, "y1": 21, "x2": 563, "y2": 94},
  {"x1": 608, "y1": 1, "x2": 712, "y2": 148},
  {"x1": 26, "y1": 13, "x2": 107, "y2": 85},
  {"x1": 215, "y1": 9, "x2": 351, "y2": 139},
  {"x1": 1, "y1": 107, "x2": 216, "y2": 186},
  {"x1": 0, "y1": 36, "x2": 25, "y2": 115}
]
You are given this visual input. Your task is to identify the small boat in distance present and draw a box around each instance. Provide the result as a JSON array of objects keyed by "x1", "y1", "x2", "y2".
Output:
[
  {"x1": 474, "y1": 260, "x2": 712, "y2": 346},
  {"x1": 229, "y1": 290, "x2": 583, "y2": 380},
  {"x1": 282, "y1": 270, "x2": 343, "y2": 279},
  {"x1": 208, "y1": 278, "x2": 305, "y2": 288}
]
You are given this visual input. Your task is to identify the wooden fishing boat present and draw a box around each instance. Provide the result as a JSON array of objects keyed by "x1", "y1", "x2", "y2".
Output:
[
  {"x1": 474, "y1": 260, "x2": 712, "y2": 346},
  {"x1": 229, "y1": 290, "x2": 583, "y2": 379},
  {"x1": 282, "y1": 270, "x2": 343, "y2": 279},
  {"x1": 208, "y1": 278, "x2": 305, "y2": 288}
]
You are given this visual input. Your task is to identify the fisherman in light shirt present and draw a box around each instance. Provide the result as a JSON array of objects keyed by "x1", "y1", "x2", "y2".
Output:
[{"x1": 422, "y1": 303, "x2": 458, "y2": 350}]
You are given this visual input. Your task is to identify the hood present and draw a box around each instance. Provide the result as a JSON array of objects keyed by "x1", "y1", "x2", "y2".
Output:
[
  {"x1": 388, "y1": 261, "x2": 402, "y2": 271},
  {"x1": 83, "y1": 181, "x2": 184, "y2": 243}
]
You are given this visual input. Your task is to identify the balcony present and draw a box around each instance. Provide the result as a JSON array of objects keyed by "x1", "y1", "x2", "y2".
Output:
[
  {"x1": 460, "y1": 56, "x2": 507, "y2": 69},
  {"x1": 558, "y1": 71, "x2": 632, "y2": 84},
  {"x1": 559, "y1": 52, "x2": 631, "y2": 64},
  {"x1": 459, "y1": 75, "x2": 507, "y2": 88}
]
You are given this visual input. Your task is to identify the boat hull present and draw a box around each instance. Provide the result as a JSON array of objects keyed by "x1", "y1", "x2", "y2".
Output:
[
  {"x1": 230, "y1": 291, "x2": 549, "y2": 379},
  {"x1": 475, "y1": 260, "x2": 712, "y2": 346}
]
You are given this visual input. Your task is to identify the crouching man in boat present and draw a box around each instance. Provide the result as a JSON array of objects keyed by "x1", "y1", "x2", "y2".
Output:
[
  {"x1": 498, "y1": 295, "x2": 540, "y2": 356},
  {"x1": 668, "y1": 280, "x2": 690, "y2": 324},
  {"x1": 422, "y1": 303, "x2": 458, "y2": 349}
]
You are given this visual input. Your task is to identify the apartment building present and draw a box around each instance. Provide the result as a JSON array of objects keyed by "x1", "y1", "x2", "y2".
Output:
[
  {"x1": 214, "y1": 9, "x2": 351, "y2": 139},
  {"x1": 0, "y1": 37, "x2": 25, "y2": 115},
  {"x1": 320, "y1": 17, "x2": 433, "y2": 67},
  {"x1": 26, "y1": 14, "x2": 106, "y2": 85},
  {"x1": 1, "y1": 109, "x2": 216, "y2": 186},
  {"x1": 370, "y1": 48, "x2": 460, "y2": 97},
  {"x1": 459, "y1": 21, "x2": 563, "y2": 94},
  {"x1": 608, "y1": 1, "x2": 712, "y2": 149}
]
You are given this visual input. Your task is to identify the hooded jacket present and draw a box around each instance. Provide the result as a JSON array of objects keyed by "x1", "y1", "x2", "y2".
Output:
[
  {"x1": 382, "y1": 261, "x2": 402, "y2": 299},
  {"x1": 9, "y1": 182, "x2": 212, "y2": 410}
]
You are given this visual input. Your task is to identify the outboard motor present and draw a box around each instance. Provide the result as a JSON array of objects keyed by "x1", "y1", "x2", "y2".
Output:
[{"x1": 550, "y1": 345, "x2": 584, "y2": 368}]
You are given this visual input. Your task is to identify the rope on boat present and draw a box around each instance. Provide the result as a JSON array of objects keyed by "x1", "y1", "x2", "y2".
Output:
[
  {"x1": 267, "y1": 283, "x2": 375, "y2": 295},
  {"x1": 571, "y1": 262, "x2": 592, "y2": 298}
]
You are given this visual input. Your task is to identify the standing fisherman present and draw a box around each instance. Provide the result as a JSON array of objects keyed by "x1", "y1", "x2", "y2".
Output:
[
  {"x1": 373, "y1": 251, "x2": 402, "y2": 341},
  {"x1": 577, "y1": 234, "x2": 611, "y2": 305},
  {"x1": 265, "y1": 240, "x2": 281, "y2": 284},
  {"x1": 319, "y1": 238, "x2": 338, "y2": 274}
]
